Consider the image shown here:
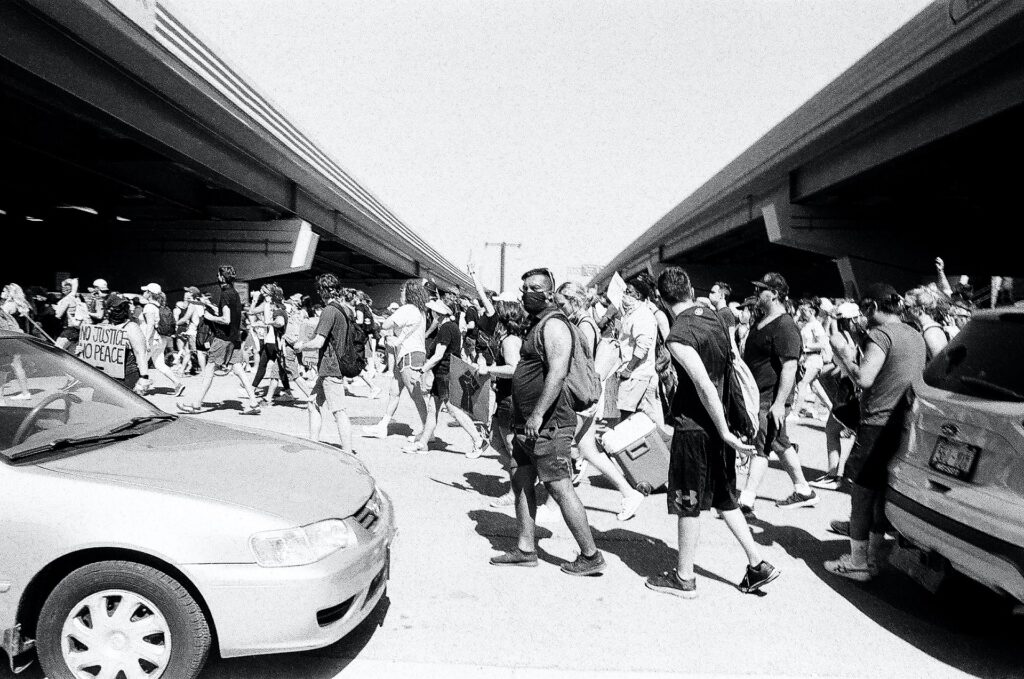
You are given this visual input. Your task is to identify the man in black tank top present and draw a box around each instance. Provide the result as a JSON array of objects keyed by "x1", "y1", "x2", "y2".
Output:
[{"x1": 489, "y1": 268, "x2": 605, "y2": 576}]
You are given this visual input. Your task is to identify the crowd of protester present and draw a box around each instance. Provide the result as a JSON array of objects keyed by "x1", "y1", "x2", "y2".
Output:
[{"x1": 0, "y1": 253, "x2": 1011, "y2": 594}]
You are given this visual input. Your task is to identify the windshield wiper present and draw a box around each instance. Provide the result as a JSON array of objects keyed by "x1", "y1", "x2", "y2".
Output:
[
  {"x1": 107, "y1": 414, "x2": 178, "y2": 434},
  {"x1": 960, "y1": 376, "x2": 1024, "y2": 401},
  {"x1": 10, "y1": 415, "x2": 177, "y2": 460}
]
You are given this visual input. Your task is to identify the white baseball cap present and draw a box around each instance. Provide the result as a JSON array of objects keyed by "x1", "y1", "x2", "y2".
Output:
[
  {"x1": 141, "y1": 283, "x2": 162, "y2": 295},
  {"x1": 90, "y1": 278, "x2": 109, "y2": 292}
]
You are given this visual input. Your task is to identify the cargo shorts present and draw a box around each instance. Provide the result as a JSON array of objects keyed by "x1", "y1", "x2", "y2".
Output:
[{"x1": 512, "y1": 425, "x2": 576, "y2": 483}]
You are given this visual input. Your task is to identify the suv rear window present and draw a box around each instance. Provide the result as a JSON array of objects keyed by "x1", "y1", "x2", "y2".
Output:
[{"x1": 923, "y1": 314, "x2": 1024, "y2": 402}]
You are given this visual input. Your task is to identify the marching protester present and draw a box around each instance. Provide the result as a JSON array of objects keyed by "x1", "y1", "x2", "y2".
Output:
[
  {"x1": 709, "y1": 281, "x2": 737, "y2": 327},
  {"x1": 1, "y1": 283, "x2": 34, "y2": 400},
  {"x1": 616, "y1": 276, "x2": 662, "y2": 425},
  {"x1": 795, "y1": 298, "x2": 832, "y2": 420},
  {"x1": 736, "y1": 273, "x2": 818, "y2": 515},
  {"x1": 293, "y1": 273, "x2": 358, "y2": 455},
  {"x1": 646, "y1": 267, "x2": 778, "y2": 598},
  {"x1": 177, "y1": 265, "x2": 262, "y2": 415},
  {"x1": 248, "y1": 283, "x2": 291, "y2": 403},
  {"x1": 363, "y1": 279, "x2": 430, "y2": 439},
  {"x1": 53, "y1": 278, "x2": 86, "y2": 352},
  {"x1": 825, "y1": 284, "x2": 925, "y2": 580},
  {"x1": 403, "y1": 299, "x2": 489, "y2": 456},
  {"x1": 555, "y1": 281, "x2": 645, "y2": 521},
  {"x1": 488, "y1": 268, "x2": 605, "y2": 576},
  {"x1": 103, "y1": 292, "x2": 153, "y2": 394},
  {"x1": 140, "y1": 283, "x2": 185, "y2": 397},
  {"x1": 354, "y1": 290, "x2": 383, "y2": 398},
  {"x1": 904, "y1": 286, "x2": 949, "y2": 362}
]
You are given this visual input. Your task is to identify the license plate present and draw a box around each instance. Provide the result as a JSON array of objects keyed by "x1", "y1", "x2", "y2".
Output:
[{"x1": 929, "y1": 436, "x2": 980, "y2": 480}]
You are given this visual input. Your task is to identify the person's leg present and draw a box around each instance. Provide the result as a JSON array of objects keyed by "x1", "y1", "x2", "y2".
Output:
[
  {"x1": 577, "y1": 415, "x2": 634, "y2": 496},
  {"x1": 264, "y1": 378, "x2": 279, "y2": 403},
  {"x1": 846, "y1": 482, "x2": 873, "y2": 567},
  {"x1": 251, "y1": 343, "x2": 272, "y2": 388},
  {"x1": 414, "y1": 396, "x2": 441, "y2": 448},
  {"x1": 738, "y1": 400, "x2": 772, "y2": 507},
  {"x1": 447, "y1": 401, "x2": 483, "y2": 449},
  {"x1": 546, "y1": 478, "x2": 598, "y2": 556},
  {"x1": 778, "y1": 444, "x2": 812, "y2": 494},
  {"x1": 150, "y1": 337, "x2": 180, "y2": 387},
  {"x1": 676, "y1": 515, "x2": 701, "y2": 580},
  {"x1": 739, "y1": 456, "x2": 768, "y2": 507},
  {"x1": 825, "y1": 413, "x2": 843, "y2": 475},
  {"x1": 512, "y1": 463, "x2": 539, "y2": 553},
  {"x1": 190, "y1": 360, "x2": 216, "y2": 408},
  {"x1": 11, "y1": 355, "x2": 31, "y2": 397},
  {"x1": 408, "y1": 378, "x2": 429, "y2": 430},
  {"x1": 323, "y1": 378, "x2": 353, "y2": 452},
  {"x1": 231, "y1": 362, "x2": 260, "y2": 408}
]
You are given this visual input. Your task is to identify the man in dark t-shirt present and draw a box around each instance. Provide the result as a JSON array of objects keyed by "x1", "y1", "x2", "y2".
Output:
[
  {"x1": 737, "y1": 272, "x2": 816, "y2": 514},
  {"x1": 644, "y1": 266, "x2": 777, "y2": 599},
  {"x1": 709, "y1": 281, "x2": 737, "y2": 328},
  {"x1": 178, "y1": 264, "x2": 260, "y2": 415}
]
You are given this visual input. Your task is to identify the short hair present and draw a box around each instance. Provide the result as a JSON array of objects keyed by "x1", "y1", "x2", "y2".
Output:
[
  {"x1": 521, "y1": 268, "x2": 555, "y2": 291},
  {"x1": 495, "y1": 300, "x2": 528, "y2": 337},
  {"x1": 713, "y1": 281, "x2": 731, "y2": 298},
  {"x1": 316, "y1": 273, "x2": 342, "y2": 300},
  {"x1": 218, "y1": 265, "x2": 236, "y2": 283},
  {"x1": 629, "y1": 272, "x2": 656, "y2": 302},
  {"x1": 657, "y1": 267, "x2": 693, "y2": 305}
]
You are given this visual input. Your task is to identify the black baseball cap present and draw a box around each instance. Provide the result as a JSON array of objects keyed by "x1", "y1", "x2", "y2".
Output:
[
  {"x1": 861, "y1": 282, "x2": 901, "y2": 304},
  {"x1": 751, "y1": 272, "x2": 789, "y2": 297},
  {"x1": 738, "y1": 295, "x2": 758, "y2": 309}
]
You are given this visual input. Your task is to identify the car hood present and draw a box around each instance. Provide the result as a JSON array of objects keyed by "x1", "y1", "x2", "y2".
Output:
[{"x1": 39, "y1": 417, "x2": 374, "y2": 525}]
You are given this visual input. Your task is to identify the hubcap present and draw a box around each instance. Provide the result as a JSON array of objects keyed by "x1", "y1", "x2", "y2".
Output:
[{"x1": 60, "y1": 589, "x2": 172, "y2": 679}]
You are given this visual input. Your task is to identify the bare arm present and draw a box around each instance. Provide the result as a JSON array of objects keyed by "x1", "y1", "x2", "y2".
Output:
[
  {"x1": 923, "y1": 325, "x2": 948, "y2": 359},
  {"x1": 420, "y1": 343, "x2": 448, "y2": 373},
  {"x1": 526, "y1": 319, "x2": 571, "y2": 438},
  {"x1": 467, "y1": 263, "x2": 495, "y2": 317},
  {"x1": 205, "y1": 304, "x2": 230, "y2": 326},
  {"x1": 935, "y1": 257, "x2": 953, "y2": 296},
  {"x1": 480, "y1": 335, "x2": 522, "y2": 378},
  {"x1": 668, "y1": 342, "x2": 753, "y2": 453}
]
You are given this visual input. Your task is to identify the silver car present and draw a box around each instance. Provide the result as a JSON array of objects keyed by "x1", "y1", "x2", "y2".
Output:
[{"x1": 0, "y1": 331, "x2": 395, "y2": 678}]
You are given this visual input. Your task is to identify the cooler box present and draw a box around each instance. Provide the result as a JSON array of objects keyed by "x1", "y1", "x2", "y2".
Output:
[{"x1": 600, "y1": 412, "x2": 670, "y2": 495}]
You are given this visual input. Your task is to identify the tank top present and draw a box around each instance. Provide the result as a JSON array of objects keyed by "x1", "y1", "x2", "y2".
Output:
[
  {"x1": 511, "y1": 309, "x2": 577, "y2": 429},
  {"x1": 116, "y1": 321, "x2": 142, "y2": 389},
  {"x1": 491, "y1": 332, "x2": 515, "y2": 406}
]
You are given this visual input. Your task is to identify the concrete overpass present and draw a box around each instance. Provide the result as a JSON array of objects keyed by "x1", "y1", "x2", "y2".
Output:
[
  {"x1": 0, "y1": 0, "x2": 472, "y2": 302},
  {"x1": 593, "y1": 0, "x2": 1024, "y2": 301}
]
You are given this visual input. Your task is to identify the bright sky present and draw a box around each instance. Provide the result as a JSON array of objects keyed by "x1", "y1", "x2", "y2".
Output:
[{"x1": 167, "y1": 0, "x2": 932, "y2": 291}]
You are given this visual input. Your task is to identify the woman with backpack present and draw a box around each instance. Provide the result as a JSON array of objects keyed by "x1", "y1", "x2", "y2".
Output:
[
  {"x1": 556, "y1": 282, "x2": 646, "y2": 521},
  {"x1": 139, "y1": 284, "x2": 184, "y2": 397}
]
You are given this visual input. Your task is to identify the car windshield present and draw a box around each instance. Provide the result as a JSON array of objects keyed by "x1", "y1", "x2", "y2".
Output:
[
  {"x1": 0, "y1": 336, "x2": 164, "y2": 460},
  {"x1": 923, "y1": 314, "x2": 1024, "y2": 402}
]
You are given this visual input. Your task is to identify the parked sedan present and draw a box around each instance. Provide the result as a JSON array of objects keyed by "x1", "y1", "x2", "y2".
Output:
[
  {"x1": 887, "y1": 309, "x2": 1024, "y2": 603},
  {"x1": 0, "y1": 330, "x2": 395, "y2": 678}
]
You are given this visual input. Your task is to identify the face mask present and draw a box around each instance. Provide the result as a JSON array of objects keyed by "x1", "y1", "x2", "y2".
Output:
[
  {"x1": 108, "y1": 306, "x2": 131, "y2": 324},
  {"x1": 522, "y1": 290, "x2": 548, "y2": 314},
  {"x1": 621, "y1": 295, "x2": 639, "y2": 313}
]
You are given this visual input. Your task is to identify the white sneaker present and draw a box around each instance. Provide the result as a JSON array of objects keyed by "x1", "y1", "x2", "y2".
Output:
[
  {"x1": 617, "y1": 491, "x2": 644, "y2": 521},
  {"x1": 362, "y1": 424, "x2": 389, "y2": 439}
]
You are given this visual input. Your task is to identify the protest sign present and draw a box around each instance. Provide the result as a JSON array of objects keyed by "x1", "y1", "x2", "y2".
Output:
[
  {"x1": 79, "y1": 324, "x2": 126, "y2": 379},
  {"x1": 448, "y1": 355, "x2": 491, "y2": 424},
  {"x1": 607, "y1": 272, "x2": 626, "y2": 310}
]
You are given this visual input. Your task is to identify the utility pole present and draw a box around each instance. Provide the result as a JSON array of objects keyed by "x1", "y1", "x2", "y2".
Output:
[{"x1": 486, "y1": 241, "x2": 521, "y2": 293}]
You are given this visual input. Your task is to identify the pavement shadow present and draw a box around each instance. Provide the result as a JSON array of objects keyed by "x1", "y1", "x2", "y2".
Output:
[
  {"x1": 592, "y1": 526, "x2": 735, "y2": 587},
  {"x1": 467, "y1": 509, "x2": 558, "y2": 565},
  {"x1": 198, "y1": 594, "x2": 392, "y2": 679},
  {"x1": 749, "y1": 517, "x2": 1024, "y2": 678}
]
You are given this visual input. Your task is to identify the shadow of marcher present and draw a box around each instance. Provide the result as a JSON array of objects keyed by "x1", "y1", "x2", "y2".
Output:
[
  {"x1": 198, "y1": 595, "x2": 392, "y2": 679},
  {"x1": 467, "y1": 509, "x2": 559, "y2": 565},
  {"x1": 592, "y1": 526, "x2": 738, "y2": 588},
  {"x1": 748, "y1": 516, "x2": 1024, "y2": 678}
]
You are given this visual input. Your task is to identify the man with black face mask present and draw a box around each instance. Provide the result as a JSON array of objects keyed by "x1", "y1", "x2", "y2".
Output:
[{"x1": 489, "y1": 268, "x2": 605, "y2": 576}]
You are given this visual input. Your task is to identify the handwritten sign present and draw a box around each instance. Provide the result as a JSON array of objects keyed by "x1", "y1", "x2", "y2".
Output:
[
  {"x1": 607, "y1": 272, "x2": 626, "y2": 310},
  {"x1": 79, "y1": 324, "x2": 126, "y2": 379}
]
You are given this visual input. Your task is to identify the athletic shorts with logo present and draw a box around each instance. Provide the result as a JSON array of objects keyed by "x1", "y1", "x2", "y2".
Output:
[
  {"x1": 512, "y1": 426, "x2": 575, "y2": 483},
  {"x1": 667, "y1": 427, "x2": 738, "y2": 517}
]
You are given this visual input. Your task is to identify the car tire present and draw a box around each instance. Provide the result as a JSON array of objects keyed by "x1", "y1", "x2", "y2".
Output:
[{"x1": 37, "y1": 560, "x2": 211, "y2": 679}]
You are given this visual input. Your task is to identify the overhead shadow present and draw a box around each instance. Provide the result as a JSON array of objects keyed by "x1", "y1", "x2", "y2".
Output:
[{"x1": 747, "y1": 516, "x2": 1024, "y2": 678}]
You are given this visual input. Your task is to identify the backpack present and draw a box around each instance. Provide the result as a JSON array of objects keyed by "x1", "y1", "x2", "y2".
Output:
[
  {"x1": 195, "y1": 318, "x2": 213, "y2": 349},
  {"x1": 157, "y1": 305, "x2": 175, "y2": 336},
  {"x1": 710, "y1": 310, "x2": 759, "y2": 441},
  {"x1": 535, "y1": 311, "x2": 601, "y2": 413},
  {"x1": 328, "y1": 302, "x2": 368, "y2": 378}
]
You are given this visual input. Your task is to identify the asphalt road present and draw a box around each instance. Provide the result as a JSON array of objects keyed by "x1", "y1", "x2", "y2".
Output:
[{"x1": 5, "y1": 370, "x2": 1023, "y2": 679}]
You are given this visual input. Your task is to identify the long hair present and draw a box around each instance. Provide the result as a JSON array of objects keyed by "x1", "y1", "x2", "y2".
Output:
[
  {"x1": 905, "y1": 286, "x2": 942, "y2": 323},
  {"x1": 495, "y1": 300, "x2": 528, "y2": 338},
  {"x1": 403, "y1": 280, "x2": 429, "y2": 316},
  {"x1": 2, "y1": 283, "x2": 31, "y2": 316}
]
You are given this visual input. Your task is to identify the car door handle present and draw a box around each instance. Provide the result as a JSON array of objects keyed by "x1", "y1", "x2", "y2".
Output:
[{"x1": 928, "y1": 479, "x2": 951, "y2": 494}]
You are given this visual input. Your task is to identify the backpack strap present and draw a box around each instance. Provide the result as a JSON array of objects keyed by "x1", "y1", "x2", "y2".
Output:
[{"x1": 532, "y1": 310, "x2": 576, "y2": 369}]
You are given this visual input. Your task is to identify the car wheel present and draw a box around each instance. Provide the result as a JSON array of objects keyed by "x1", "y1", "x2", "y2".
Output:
[{"x1": 36, "y1": 560, "x2": 211, "y2": 679}]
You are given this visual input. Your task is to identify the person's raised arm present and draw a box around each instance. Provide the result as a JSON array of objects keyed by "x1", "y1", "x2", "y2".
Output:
[
  {"x1": 525, "y1": 319, "x2": 571, "y2": 438},
  {"x1": 467, "y1": 260, "x2": 495, "y2": 317},
  {"x1": 935, "y1": 257, "x2": 953, "y2": 297}
]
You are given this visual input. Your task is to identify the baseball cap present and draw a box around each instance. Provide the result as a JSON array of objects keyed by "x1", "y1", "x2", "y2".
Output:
[
  {"x1": 141, "y1": 283, "x2": 162, "y2": 295},
  {"x1": 818, "y1": 297, "x2": 834, "y2": 314},
  {"x1": 387, "y1": 302, "x2": 400, "y2": 312},
  {"x1": 426, "y1": 300, "x2": 452, "y2": 316},
  {"x1": 106, "y1": 292, "x2": 130, "y2": 310},
  {"x1": 89, "y1": 278, "x2": 109, "y2": 293},
  {"x1": 861, "y1": 282, "x2": 901, "y2": 304},
  {"x1": 751, "y1": 272, "x2": 789, "y2": 297},
  {"x1": 738, "y1": 295, "x2": 758, "y2": 309}
]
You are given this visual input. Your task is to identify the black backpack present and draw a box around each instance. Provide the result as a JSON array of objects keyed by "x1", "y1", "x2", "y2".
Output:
[
  {"x1": 327, "y1": 303, "x2": 368, "y2": 378},
  {"x1": 157, "y1": 305, "x2": 175, "y2": 336}
]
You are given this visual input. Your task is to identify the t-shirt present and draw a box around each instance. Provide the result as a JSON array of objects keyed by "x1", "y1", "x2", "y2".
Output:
[
  {"x1": 388, "y1": 304, "x2": 426, "y2": 359},
  {"x1": 315, "y1": 303, "x2": 350, "y2": 378},
  {"x1": 860, "y1": 322, "x2": 926, "y2": 426},
  {"x1": 666, "y1": 305, "x2": 729, "y2": 433},
  {"x1": 620, "y1": 304, "x2": 658, "y2": 379},
  {"x1": 717, "y1": 306, "x2": 738, "y2": 328},
  {"x1": 142, "y1": 303, "x2": 160, "y2": 342},
  {"x1": 464, "y1": 305, "x2": 480, "y2": 340},
  {"x1": 800, "y1": 318, "x2": 828, "y2": 355},
  {"x1": 214, "y1": 285, "x2": 242, "y2": 345},
  {"x1": 428, "y1": 320, "x2": 461, "y2": 376},
  {"x1": 743, "y1": 313, "x2": 802, "y2": 399}
]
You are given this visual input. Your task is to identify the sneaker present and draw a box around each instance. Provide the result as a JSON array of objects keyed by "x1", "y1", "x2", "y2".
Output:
[
  {"x1": 645, "y1": 570, "x2": 697, "y2": 599},
  {"x1": 173, "y1": 383, "x2": 186, "y2": 398},
  {"x1": 489, "y1": 548, "x2": 538, "y2": 567},
  {"x1": 467, "y1": 438, "x2": 488, "y2": 460},
  {"x1": 362, "y1": 424, "x2": 389, "y2": 439},
  {"x1": 490, "y1": 490, "x2": 516, "y2": 507},
  {"x1": 560, "y1": 551, "x2": 606, "y2": 577},
  {"x1": 401, "y1": 441, "x2": 428, "y2": 455},
  {"x1": 776, "y1": 490, "x2": 819, "y2": 508},
  {"x1": 829, "y1": 520, "x2": 851, "y2": 537},
  {"x1": 824, "y1": 554, "x2": 872, "y2": 582},
  {"x1": 809, "y1": 473, "x2": 840, "y2": 491},
  {"x1": 240, "y1": 405, "x2": 261, "y2": 416},
  {"x1": 571, "y1": 459, "x2": 589, "y2": 486},
  {"x1": 738, "y1": 561, "x2": 780, "y2": 593},
  {"x1": 617, "y1": 491, "x2": 644, "y2": 521}
]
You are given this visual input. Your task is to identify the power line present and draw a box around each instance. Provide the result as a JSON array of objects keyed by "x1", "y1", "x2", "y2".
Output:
[{"x1": 485, "y1": 241, "x2": 521, "y2": 293}]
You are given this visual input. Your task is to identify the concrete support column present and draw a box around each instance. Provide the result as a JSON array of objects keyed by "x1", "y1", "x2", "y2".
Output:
[{"x1": 835, "y1": 255, "x2": 924, "y2": 299}]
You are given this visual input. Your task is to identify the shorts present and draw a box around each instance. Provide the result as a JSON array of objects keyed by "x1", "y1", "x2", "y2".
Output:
[
  {"x1": 616, "y1": 373, "x2": 657, "y2": 413},
  {"x1": 281, "y1": 347, "x2": 301, "y2": 379},
  {"x1": 431, "y1": 370, "x2": 450, "y2": 401},
  {"x1": 801, "y1": 353, "x2": 824, "y2": 376},
  {"x1": 754, "y1": 393, "x2": 792, "y2": 458},
  {"x1": 845, "y1": 414, "x2": 906, "y2": 490},
  {"x1": 667, "y1": 428, "x2": 738, "y2": 517},
  {"x1": 396, "y1": 351, "x2": 425, "y2": 392},
  {"x1": 511, "y1": 425, "x2": 575, "y2": 483},
  {"x1": 208, "y1": 337, "x2": 243, "y2": 368},
  {"x1": 58, "y1": 326, "x2": 80, "y2": 343},
  {"x1": 312, "y1": 375, "x2": 348, "y2": 413}
]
